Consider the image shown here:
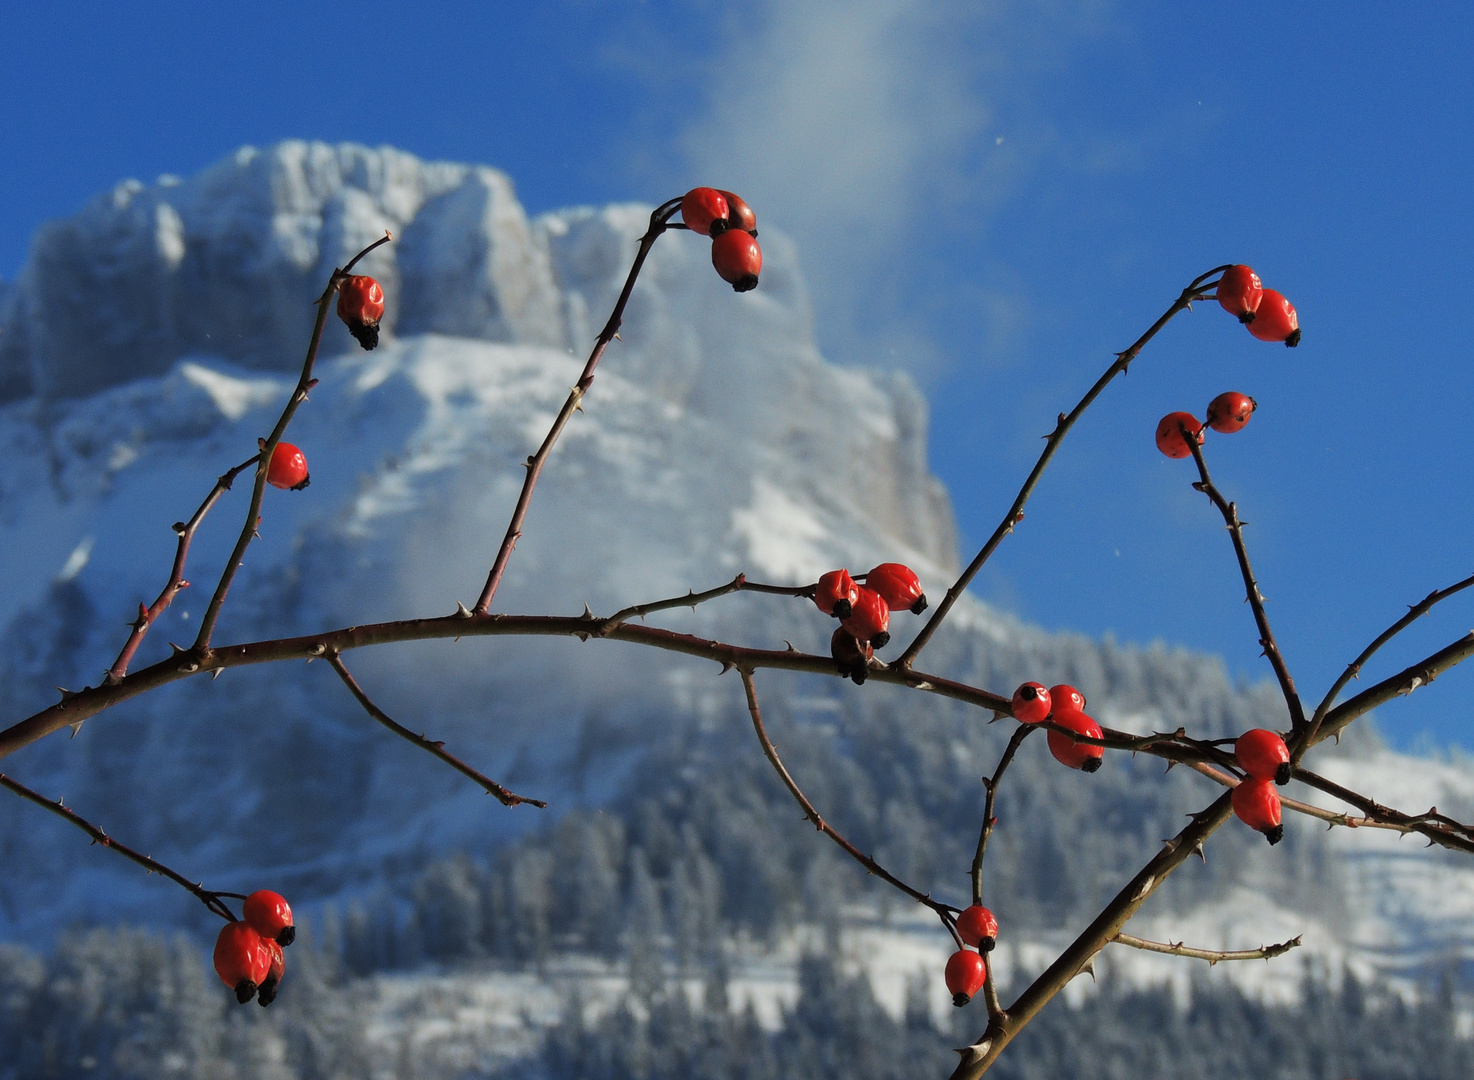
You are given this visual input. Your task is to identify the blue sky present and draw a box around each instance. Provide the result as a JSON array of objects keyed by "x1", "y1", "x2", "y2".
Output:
[{"x1": 4, "y1": 1, "x2": 1474, "y2": 749}]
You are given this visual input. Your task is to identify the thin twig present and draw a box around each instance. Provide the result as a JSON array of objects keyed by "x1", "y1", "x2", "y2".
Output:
[
  {"x1": 0, "y1": 773, "x2": 236, "y2": 921},
  {"x1": 981, "y1": 959, "x2": 1007, "y2": 1027},
  {"x1": 326, "y1": 651, "x2": 545, "y2": 808},
  {"x1": 472, "y1": 198, "x2": 684, "y2": 615},
  {"x1": 105, "y1": 454, "x2": 262, "y2": 684},
  {"x1": 898, "y1": 266, "x2": 1231, "y2": 669},
  {"x1": 191, "y1": 234, "x2": 392, "y2": 654},
  {"x1": 971, "y1": 724, "x2": 1033, "y2": 906},
  {"x1": 1183, "y1": 431, "x2": 1307, "y2": 731},
  {"x1": 1110, "y1": 932, "x2": 1302, "y2": 965},
  {"x1": 596, "y1": 573, "x2": 814, "y2": 636}
]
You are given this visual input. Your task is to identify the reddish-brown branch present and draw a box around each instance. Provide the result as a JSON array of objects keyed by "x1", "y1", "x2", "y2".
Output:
[
  {"x1": 0, "y1": 773, "x2": 237, "y2": 921},
  {"x1": 596, "y1": 573, "x2": 814, "y2": 636},
  {"x1": 472, "y1": 198, "x2": 684, "y2": 616},
  {"x1": 1183, "y1": 431, "x2": 1307, "y2": 732},
  {"x1": 325, "y1": 651, "x2": 545, "y2": 808},
  {"x1": 1110, "y1": 932, "x2": 1302, "y2": 966},
  {"x1": 898, "y1": 266, "x2": 1232, "y2": 670},
  {"x1": 192, "y1": 233, "x2": 393, "y2": 653},
  {"x1": 971, "y1": 724, "x2": 1033, "y2": 906},
  {"x1": 105, "y1": 453, "x2": 262, "y2": 685}
]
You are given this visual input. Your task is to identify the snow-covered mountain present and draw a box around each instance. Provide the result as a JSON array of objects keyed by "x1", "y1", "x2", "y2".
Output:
[{"x1": 0, "y1": 142, "x2": 1470, "y2": 1025}]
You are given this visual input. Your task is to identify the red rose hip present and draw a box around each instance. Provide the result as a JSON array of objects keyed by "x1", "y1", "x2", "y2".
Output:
[
  {"x1": 1206, "y1": 392, "x2": 1256, "y2": 434},
  {"x1": 841, "y1": 587, "x2": 891, "y2": 648},
  {"x1": 814, "y1": 569, "x2": 860, "y2": 619},
  {"x1": 336, "y1": 275, "x2": 385, "y2": 350},
  {"x1": 244, "y1": 889, "x2": 296, "y2": 946},
  {"x1": 864, "y1": 563, "x2": 927, "y2": 614},
  {"x1": 1216, "y1": 265, "x2": 1263, "y2": 323},
  {"x1": 712, "y1": 229, "x2": 761, "y2": 292},
  {"x1": 266, "y1": 443, "x2": 310, "y2": 491},
  {"x1": 1246, "y1": 289, "x2": 1300, "y2": 347},
  {"x1": 945, "y1": 949, "x2": 987, "y2": 1007},
  {"x1": 258, "y1": 939, "x2": 285, "y2": 1007},
  {"x1": 1048, "y1": 684, "x2": 1087, "y2": 715},
  {"x1": 1232, "y1": 776, "x2": 1284, "y2": 844},
  {"x1": 680, "y1": 187, "x2": 730, "y2": 238},
  {"x1": 1235, "y1": 728, "x2": 1291, "y2": 786},
  {"x1": 1155, "y1": 412, "x2": 1204, "y2": 459},
  {"x1": 956, "y1": 905, "x2": 999, "y2": 952},
  {"x1": 1012, "y1": 682, "x2": 1052, "y2": 724},
  {"x1": 1047, "y1": 710, "x2": 1104, "y2": 773},
  {"x1": 214, "y1": 922, "x2": 272, "y2": 1004},
  {"x1": 717, "y1": 189, "x2": 757, "y2": 235}
]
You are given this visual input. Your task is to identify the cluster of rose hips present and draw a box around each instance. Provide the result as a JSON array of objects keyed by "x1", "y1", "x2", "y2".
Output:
[
  {"x1": 1154, "y1": 389, "x2": 1257, "y2": 459},
  {"x1": 813, "y1": 564, "x2": 927, "y2": 683},
  {"x1": 212, "y1": 890, "x2": 296, "y2": 1005},
  {"x1": 944, "y1": 904, "x2": 998, "y2": 1007},
  {"x1": 1011, "y1": 682, "x2": 1104, "y2": 772},
  {"x1": 1216, "y1": 264, "x2": 1299, "y2": 347},
  {"x1": 679, "y1": 188, "x2": 763, "y2": 292},
  {"x1": 1231, "y1": 728, "x2": 1290, "y2": 844}
]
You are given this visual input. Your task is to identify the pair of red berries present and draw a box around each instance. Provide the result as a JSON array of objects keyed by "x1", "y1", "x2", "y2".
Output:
[
  {"x1": 337, "y1": 274, "x2": 385, "y2": 350},
  {"x1": 680, "y1": 188, "x2": 763, "y2": 293},
  {"x1": 213, "y1": 890, "x2": 296, "y2": 1005},
  {"x1": 944, "y1": 905, "x2": 997, "y2": 1006},
  {"x1": 1155, "y1": 390, "x2": 1257, "y2": 459},
  {"x1": 1012, "y1": 682, "x2": 1104, "y2": 773},
  {"x1": 1216, "y1": 265, "x2": 1300, "y2": 347},
  {"x1": 1232, "y1": 728, "x2": 1289, "y2": 844},
  {"x1": 817, "y1": 564, "x2": 928, "y2": 683}
]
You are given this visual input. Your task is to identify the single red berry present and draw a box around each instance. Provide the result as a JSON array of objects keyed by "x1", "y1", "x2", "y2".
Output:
[
  {"x1": 831, "y1": 627, "x2": 873, "y2": 685},
  {"x1": 680, "y1": 187, "x2": 730, "y2": 238},
  {"x1": 266, "y1": 443, "x2": 310, "y2": 491},
  {"x1": 1206, "y1": 391, "x2": 1257, "y2": 434},
  {"x1": 1048, "y1": 684, "x2": 1087, "y2": 715},
  {"x1": 716, "y1": 189, "x2": 758, "y2": 235},
  {"x1": 945, "y1": 949, "x2": 987, "y2": 1007},
  {"x1": 864, "y1": 563, "x2": 927, "y2": 614},
  {"x1": 258, "y1": 939, "x2": 285, "y2": 1008},
  {"x1": 1216, "y1": 265, "x2": 1263, "y2": 323},
  {"x1": 214, "y1": 922, "x2": 272, "y2": 1004},
  {"x1": 815, "y1": 569, "x2": 860, "y2": 619},
  {"x1": 1246, "y1": 289, "x2": 1300, "y2": 347},
  {"x1": 1235, "y1": 728, "x2": 1291, "y2": 786},
  {"x1": 1047, "y1": 710, "x2": 1104, "y2": 773},
  {"x1": 1012, "y1": 682, "x2": 1052, "y2": 724},
  {"x1": 956, "y1": 906, "x2": 999, "y2": 952},
  {"x1": 336, "y1": 275, "x2": 385, "y2": 350},
  {"x1": 841, "y1": 587, "x2": 891, "y2": 648},
  {"x1": 1155, "y1": 412, "x2": 1204, "y2": 459},
  {"x1": 712, "y1": 229, "x2": 761, "y2": 292},
  {"x1": 244, "y1": 889, "x2": 296, "y2": 946},
  {"x1": 1232, "y1": 776, "x2": 1284, "y2": 844}
]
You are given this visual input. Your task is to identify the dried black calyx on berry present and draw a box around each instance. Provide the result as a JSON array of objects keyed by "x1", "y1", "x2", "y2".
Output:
[
  {"x1": 257, "y1": 977, "x2": 280, "y2": 1007},
  {"x1": 910, "y1": 594, "x2": 929, "y2": 614},
  {"x1": 1274, "y1": 762, "x2": 1292, "y2": 787},
  {"x1": 832, "y1": 598, "x2": 853, "y2": 620},
  {"x1": 979, "y1": 936, "x2": 996, "y2": 954},
  {"x1": 1080, "y1": 757, "x2": 1102, "y2": 774},
  {"x1": 289, "y1": 475, "x2": 311, "y2": 492},
  {"x1": 346, "y1": 320, "x2": 381, "y2": 350},
  {"x1": 277, "y1": 926, "x2": 297, "y2": 947},
  {"x1": 1238, "y1": 311, "x2": 1256, "y2": 324},
  {"x1": 730, "y1": 274, "x2": 759, "y2": 293},
  {"x1": 952, "y1": 992, "x2": 971, "y2": 1008},
  {"x1": 234, "y1": 979, "x2": 259, "y2": 1005},
  {"x1": 1284, "y1": 329, "x2": 1301, "y2": 348},
  {"x1": 1262, "y1": 824, "x2": 1284, "y2": 845}
]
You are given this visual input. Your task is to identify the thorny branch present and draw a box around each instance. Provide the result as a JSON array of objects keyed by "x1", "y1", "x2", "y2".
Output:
[
  {"x1": 1111, "y1": 932, "x2": 1302, "y2": 966},
  {"x1": 596, "y1": 573, "x2": 814, "y2": 637},
  {"x1": 0, "y1": 773, "x2": 238, "y2": 922},
  {"x1": 971, "y1": 724, "x2": 1034, "y2": 906}
]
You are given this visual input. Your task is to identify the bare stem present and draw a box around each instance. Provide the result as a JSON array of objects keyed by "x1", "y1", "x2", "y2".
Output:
[
  {"x1": 0, "y1": 773, "x2": 237, "y2": 921},
  {"x1": 597, "y1": 573, "x2": 814, "y2": 636},
  {"x1": 1110, "y1": 932, "x2": 1302, "y2": 965},
  {"x1": 326, "y1": 651, "x2": 545, "y2": 808},
  {"x1": 971, "y1": 724, "x2": 1033, "y2": 906}
]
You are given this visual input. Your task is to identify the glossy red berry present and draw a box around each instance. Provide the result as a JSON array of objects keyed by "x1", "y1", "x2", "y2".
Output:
[
  {"x1": 1235, "y1": 728, "x2": 1291, "y2": 786},
  {"x1": 815, "y1": 569, "x2": 860, "y2": 619},
  {"x1": 1216, "y1": 265, "x2": 1263, "y2": 323},
  {"x1": 336, "y1": 275, "x2": 385, "y2": 350},
  {"x1": 717, "y1": 189, "x2": 758, "y2": 235},
  {"x1": 1048, "y1": 684, "x2": 1087, "y2": 715},
  {"x1": 1047, "y1": 710, "x2": 1104, "y2": 773},
  {"x1": 1155, "y1": 412, "x2": 1204, "y2": 459},
  {"x1": 214, "y1": 922, "x2": 272, "y2": 1004},
  {"x1": 956, "y1": 906, "x2": 999, "y2": 952},
  {"x1": 680, "y1": 187, "x2": 730, "y2": 237},
  {"x1": 258, "y1": 939, "x2": 285, "y2": 1007},
  {"x1": 831, "y1": 628, "x2": 873, "y2": 685},
  {"x1": 244, "y1": 889, "x2": 296, "y2": 946},
  {"x1": 1246, "y1": 289, "x2": 1300, "y2": 347},
  {"x1": 1012, "y1": 682, "x2": 1052, "y2": 724},
  {"x1": 1206, "y1": 391, "x2": 1257, "y2": 434},
  {"x1": 1232, "y1": 776, "x2": 1284, "y2": 844},
  {"x1": 266, "y1": 443, "x2": 310, "y2": 491},
  {"x1": 841, "y1": 587, "x2": 891, "y2": 648},
  {"x1": 945, "y1": 949, "x2": 987, "y2": 1007},
  {"x1": 712, "y1": 229, "x2": 761, "y2": 292},
  {"x1": 864, "y1": 563, "x2": 927, "y2": 614}
]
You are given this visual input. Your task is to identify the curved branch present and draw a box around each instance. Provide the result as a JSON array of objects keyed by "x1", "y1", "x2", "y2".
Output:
[
  {"x1": 1111, "y1": 932, "x2": 1302, "y2": 966},
  {"x1": 971, "y1": 724, "x2": 1033, "y2": 906},
  {"x1": 597, "y1": 573, "x2": 814, "y2": 636}
]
